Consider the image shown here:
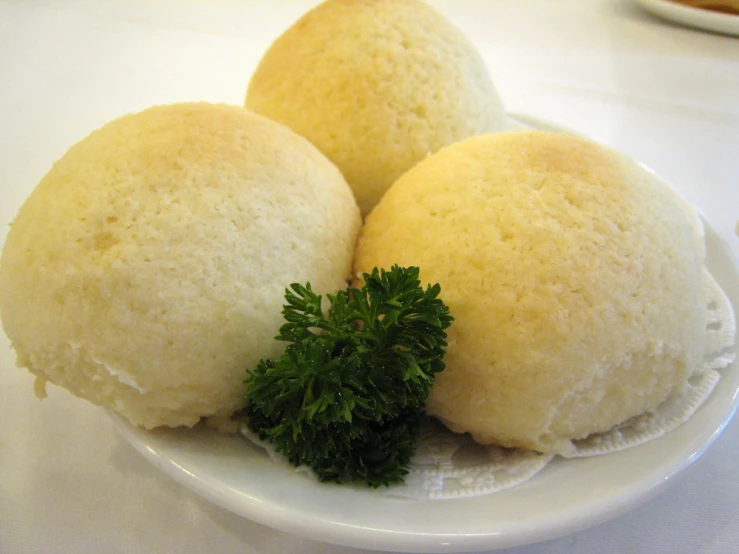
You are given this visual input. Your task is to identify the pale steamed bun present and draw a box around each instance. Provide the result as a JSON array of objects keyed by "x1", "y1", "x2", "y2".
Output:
[
  {"x1": 245, "y1": 0, "x2": 506, "y2": 216},
  {"x1": 0, "y1": 102, "x2": 361, "y2": 429},
  {"x1": 354, "y1": 130, "x2": 706, "y2": 454}
]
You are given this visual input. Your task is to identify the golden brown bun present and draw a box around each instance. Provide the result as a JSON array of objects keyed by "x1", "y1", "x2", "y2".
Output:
[
  {"x1": 0, "y1": 102, "x2": 361, "y2": 429},
  {"x1": 354, "y1": 130, "x2": 706, "y2": 454},
  {"x1": 246, "y1": 0, "x2": 506, "y2": 216}
]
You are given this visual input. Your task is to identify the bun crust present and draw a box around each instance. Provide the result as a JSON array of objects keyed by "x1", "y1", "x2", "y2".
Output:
[
  {"x1": 354, "y1": 130, "x2": 706, "y2": 454},
  {"x1": 246, "y1": 0, "x2": 506, "y2": 215},
  {"x1": 0, "y1": 102, "x2": 361, "y2": 429}
]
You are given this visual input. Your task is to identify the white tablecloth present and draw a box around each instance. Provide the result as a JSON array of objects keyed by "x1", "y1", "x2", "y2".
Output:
[{"x1": 1, "y1": 1, "x2": 738, "y2": 552}]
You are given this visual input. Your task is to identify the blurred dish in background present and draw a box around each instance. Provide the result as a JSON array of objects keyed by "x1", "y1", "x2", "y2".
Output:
[
  {"x1": 634, "y1": 0, "x2": 739, "y2": 35},
  {"x1": 666, "y1": 0, "x2": 739, "y2": 15}
]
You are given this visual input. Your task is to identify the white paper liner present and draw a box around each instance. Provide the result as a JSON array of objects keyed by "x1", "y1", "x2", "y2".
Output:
[
  {"x1": 397, "y1": 422, "x2": 555, "y2": 499},
  {"x1": 240, "y1": 267, "x2": 736, "y2": 500}
]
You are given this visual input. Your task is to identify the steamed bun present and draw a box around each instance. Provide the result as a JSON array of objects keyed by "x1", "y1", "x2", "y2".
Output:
[
  {"x1": 353, "y1": 130, "x2": 706, "y2": 454},
  {"x1": 0, "y1": 102, "x2": 361, "y2": 429},
  {"x1": 245, "y1": 0, "x2": 506, "y2": 216}
]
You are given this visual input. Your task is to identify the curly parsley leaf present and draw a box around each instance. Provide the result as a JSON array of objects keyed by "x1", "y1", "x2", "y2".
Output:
[{"x1": 236, "y1": 265, "x2": 453, "y2": 488}]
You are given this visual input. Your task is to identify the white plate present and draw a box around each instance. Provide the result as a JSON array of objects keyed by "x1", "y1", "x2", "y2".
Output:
[
  {"x1": 633, "y1": 0, "x2": 739, "y2": 36},
  {"x1": 110, "y1": 119, "x2": 739, "y2": 553}
]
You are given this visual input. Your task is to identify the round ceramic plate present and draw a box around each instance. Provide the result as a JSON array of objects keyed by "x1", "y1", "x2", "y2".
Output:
[
  {"x1": 110, "y1": 117, "x2": 739, "y2": 553},
  {"x1": 634, "y1": 0, "x2": 739, "y2": 36}
]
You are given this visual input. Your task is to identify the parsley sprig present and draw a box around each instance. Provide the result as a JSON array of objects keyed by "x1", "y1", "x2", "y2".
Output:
[{"x1": 238, "y1": 265, "x2": 453, "y2": 487}]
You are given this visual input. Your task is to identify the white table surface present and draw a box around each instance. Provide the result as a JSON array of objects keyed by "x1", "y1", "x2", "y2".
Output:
[{"x1": 1, "y1": 1, "x2": 737, "y2": 552}]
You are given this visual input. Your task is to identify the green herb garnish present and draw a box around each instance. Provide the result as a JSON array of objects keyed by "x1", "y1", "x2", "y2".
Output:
[{"x1": 237, "y1": 265, "x2": 452, "y2": 488}]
